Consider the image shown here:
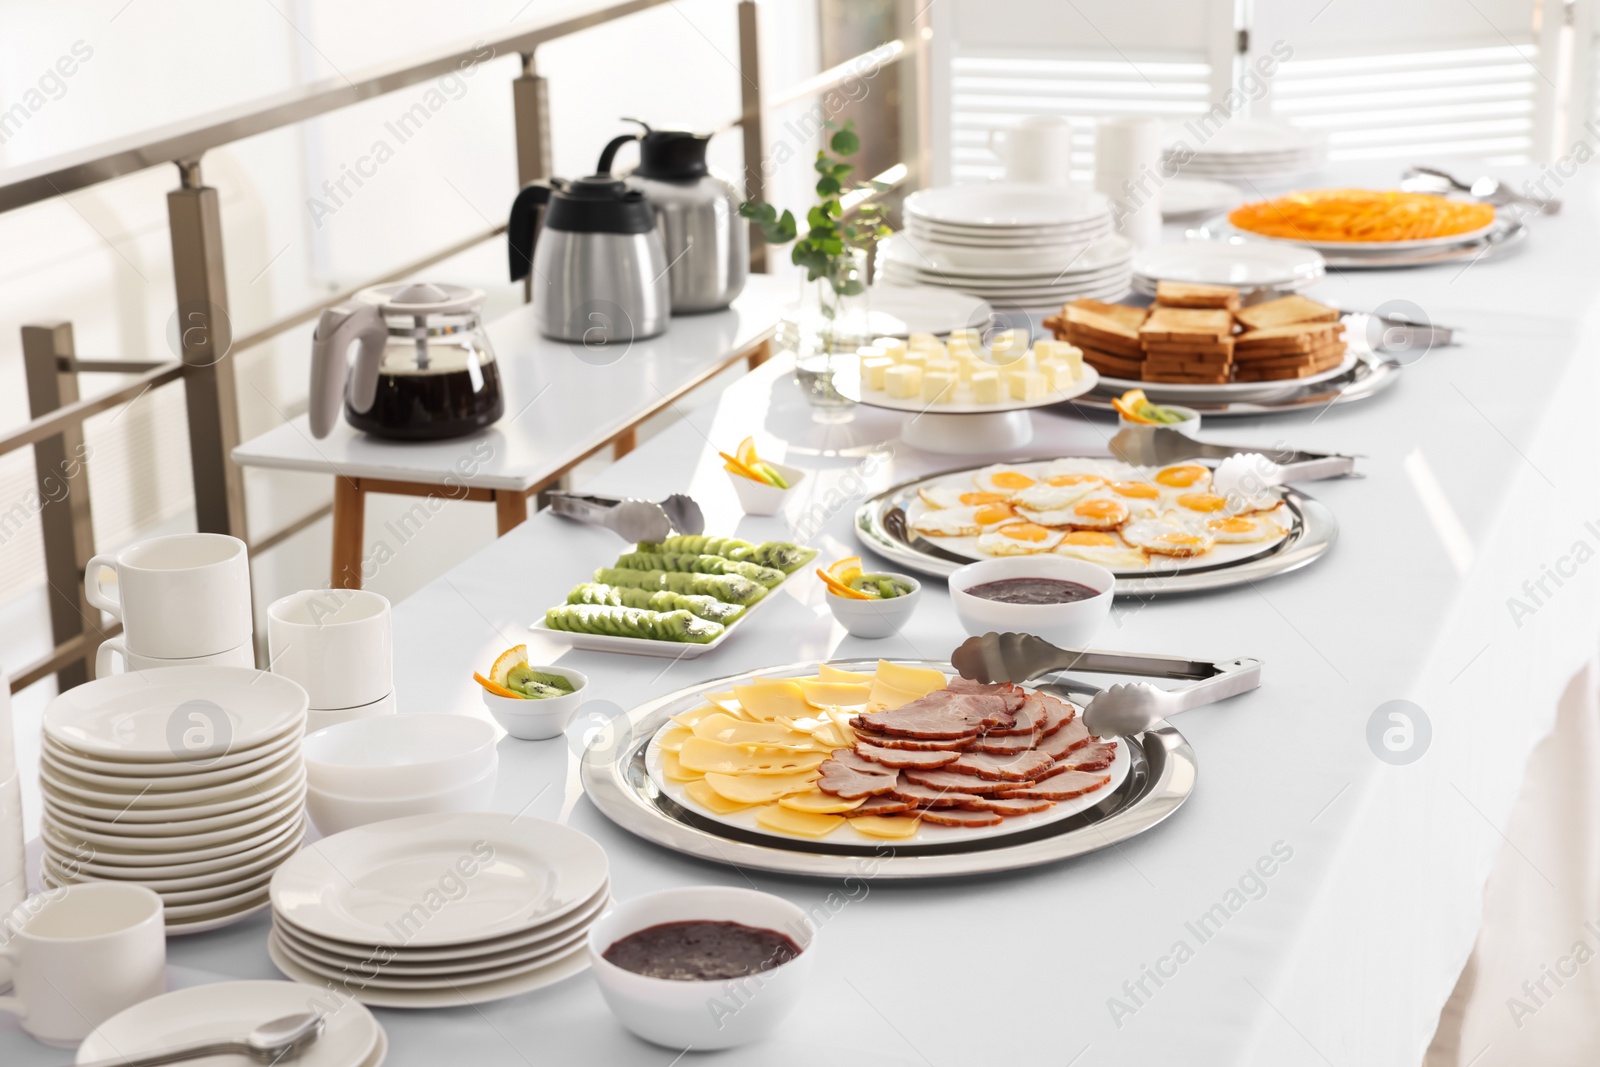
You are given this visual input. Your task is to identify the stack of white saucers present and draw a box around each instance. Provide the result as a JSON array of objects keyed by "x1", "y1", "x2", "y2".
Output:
[
  {"x1": 269, "y1": 812, "x2": 610, "y2": 1008},
  {"x1": 1162, "y1": 119, "x2": 1326, "y2": 181},
  {"x1": 885, "y1": 183, "x2": 1130, "y2": 307},
  {"x1": 39, "y1": 667, "x2": 309, "y2": 934}
]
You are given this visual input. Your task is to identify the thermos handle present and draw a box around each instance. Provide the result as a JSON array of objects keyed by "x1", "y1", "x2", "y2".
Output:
[
  {"x1": 309, "y1": 302, "x2": 387, "y2": 438},
  {"x1": 508, "y1": 181, "x2": 555, "y2": 283}
]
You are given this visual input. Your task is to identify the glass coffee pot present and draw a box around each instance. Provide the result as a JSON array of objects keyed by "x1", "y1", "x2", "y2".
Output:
[{"x1": 309, "y1": 282, "x2": 504, "y2": 441}]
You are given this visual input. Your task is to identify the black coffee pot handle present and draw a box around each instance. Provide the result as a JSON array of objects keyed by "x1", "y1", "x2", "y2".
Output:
[
  {"x1": 508, "y1": 180, "x2": 555, "y2": 282},
  {"x1": 595, "y1": 127, "x2": 645, "y2": 176}
]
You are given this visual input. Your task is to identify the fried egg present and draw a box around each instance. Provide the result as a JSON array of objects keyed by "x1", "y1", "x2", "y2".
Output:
[
  {"x1": 1053, "y1": 530, "x2": 1149, "y2": 569},
  {"x1": 1079, "y1": 480, "x2": 1161, "y2": 520},
  {"x1": 1059, "y1": 495, "x2": 1131, "y2": 531},
  {"x1": 1171, "y1": 491, "x2": 1231, "y2": 516},
  {"x1": 971, "y1": 465, "x2": 1040, "y2": 497},
  {"x1": 1154, "y1": 464, "x2": 1211, "y2": 491},
  {"x1": 917, "y1": 485, "x2": 1013, "y2": 510},
  {"x1": 1013, "y1": 480, "x2": 1101, "y2": 512},
  {"x1": 910, "y1": 502, "x2": 1018, "y2": 537},
  {"x1": 1039, "y1": 458, "x2": 1112, "y2": 487},
  {"x1": 1121, "y1": 515, "x2": 1216, "y2": 557},
  {"x1": 977, "y1": 522, "x2": 1064, "y2": 555},
  {"x1": 1205, "y1": 513, "x2": 1287, "y2": 543}
]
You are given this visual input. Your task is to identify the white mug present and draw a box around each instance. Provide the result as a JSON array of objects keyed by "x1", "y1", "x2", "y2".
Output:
[
  {"x1": 0, "y1": 883, "x2": 165, "y2": 1047},
  {"x1": 0, "y1": 874, "x2": 23, "y2": 993},
  {"x1": 0, "y1": 774, "x2": 22, "y2": 886},
  {"x1": 268, "y1": 589, "x2": 393, "y2": 711},
  {"x1": 85, "y1": 534, "x2": 252, "y2": 659},
  {"x1": 1095, "y1": 116, "x2": 1163, "y2": 247},
  {"x1": 95, "y1": 635, "x2": 255, "y2": 678},
  {"x1": 988, "y1": 116, "x2": 1076, "y2": 183}
]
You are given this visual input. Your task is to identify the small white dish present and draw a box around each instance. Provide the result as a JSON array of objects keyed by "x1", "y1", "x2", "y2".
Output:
[
  {"x1": 825, "y1": 574, "x2": 922, "y2": 639},
  {"x1": 481, "y1": 665, "x2": 588, "y2": 741},
  {"x1": 948, "y1": 556, "x2": 1115, "y2": 648},
  {"x1": 589, "y1": 886, "x2": 816, "y2": 1050},
  {"x1": 306, "y1": 690, "x2": 396, "y2": 734},
  {"x1": 1132, "y1": 240, "x2": 1325, "y2": 291},
  {"x1": 1118, "y1": 405, "x2": 1200, "y2": 437},
  {"x1": 303, "y1": 713, "x2": 498, "y2": 798},
  {"x1": 728, "y1": 461, "x2": 805, "y2": 517},
  {"x1": 304, "y1": 759, "x2": 498, "y2": 837}
]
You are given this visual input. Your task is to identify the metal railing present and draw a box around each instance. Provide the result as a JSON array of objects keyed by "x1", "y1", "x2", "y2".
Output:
[{"x1": 0, "y1": 0, "x2": 923, "y2": 693}]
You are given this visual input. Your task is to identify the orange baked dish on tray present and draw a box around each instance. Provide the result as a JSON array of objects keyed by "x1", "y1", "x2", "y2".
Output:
[{"x1": 1228, "y1": 188, "x2": 1496, "y2": 243}]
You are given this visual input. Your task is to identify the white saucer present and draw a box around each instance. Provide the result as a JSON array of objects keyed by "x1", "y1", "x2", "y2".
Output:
[
  {"x1": 1132, "y1": 240, "x2": 1326, "y2": 290},
  {"x1": 42, "y1": 727, "x2": 301, "y2": 787},
  {"x1": 44, "y1": 811, "x2": 306, "y2": 867}
]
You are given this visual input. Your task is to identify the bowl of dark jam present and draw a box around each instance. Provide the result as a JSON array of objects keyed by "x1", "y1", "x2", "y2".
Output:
[{"x1": 948, "y1": 555, "x2": 1114, "y2": 648}]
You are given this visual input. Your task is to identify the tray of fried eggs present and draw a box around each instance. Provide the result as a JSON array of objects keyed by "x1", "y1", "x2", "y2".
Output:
[{"x1": 905, "y1": 458, "x2": 1293, "y2": 573}]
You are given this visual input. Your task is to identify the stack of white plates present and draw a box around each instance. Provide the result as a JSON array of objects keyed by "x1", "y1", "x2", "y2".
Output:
[
  {"x1": 39, "y1": 667, "x2": 308, "y2": 934},
  {"x1": 1162, "y1": 120, "x2": 1326, "y2": 181},
  {"x1": 269, "y1": 812, "x2": 610, "y2": 1008},
  {"x1": 77, "y1": 981, "x2": 387, "y2": 1067},
  {"x1": 887, "y1": 182, "x2": 1130, "y2": 308},
  {"x1": 1132, "y1": 241, "x2": 1326, "y2": 296}
]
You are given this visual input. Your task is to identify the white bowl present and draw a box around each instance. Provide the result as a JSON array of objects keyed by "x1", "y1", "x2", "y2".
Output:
[
  {"x1": 825, "y1": 574, "x2": 922, "y2": 639},
  {"x1": 1118, "y1": 404, "x2": 1200, "y2": 437},
  {"x1": 302, "y1": 713, "x2": 498, "y2": 798},
  {"x1": 588, "y1": 886, "x2": 816, "y2": 1050},
  {"x1": 480, "y1": 665, "x2": 588, "y2": 741},
  {"x1": 303, "y1": 759, "x2": 498, "y2": 837},
  {"x1": 727, "y1": 461, "x2": 805, "y2": 517},
  {"x1": 948, "y1": 556, "x2": 1114, "y2": 648}
]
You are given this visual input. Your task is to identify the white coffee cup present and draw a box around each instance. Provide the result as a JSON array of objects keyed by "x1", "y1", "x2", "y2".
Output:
[
  {"x1": 95, "y1": 636, "x2": 255, "y2": 678},
  {"x1": 268, "y1": 589, "x2": 393, "y2": 711},
  {"x1": 989, "y1": 116, "x2": 1075, "y2": 183},
  {"x1": 1095, "y1": 116, "x2": 1163, "y2": 247},
  {"x1": 85, "y1": 534, "x2": 252, "y2": 659},
  {"x1": 0, "y1": 883, "x2": 165, "y2": 1047},
  {"x1": 0, "y1": 773, "x2": 22, "y2": 886}
]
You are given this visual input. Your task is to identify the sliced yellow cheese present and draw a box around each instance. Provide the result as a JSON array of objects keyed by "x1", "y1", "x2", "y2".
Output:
[
  {"x1": 810, "y1": 723, "x2": 851, "y2": 750},
  {"x1": 656, "y1": 726, "x2": 693, "y2": 752},
  {"x1": 670, "y1": 704, "x2": 725, "y2": 729},
  {"x1": 869, "y1": 681, "x2": 924, "y2": 710},
  {"x1": 660, "y1": 750, "x2": 703, "y2": 783},
  {"x1": 779, "y1": 790, "x2": 866, "y2": 814},
  {"x1": 678, "y1": 737, "x2": 828, "y2": 776},
  {"x1": 755, "y1": 804, "x2": 844, "y2": 837},
  {"x1": 685, "y1": 778, "x2": 759, "y2": 814},
  {"x1": 704, "y1": 691, "x2": 746, "y2": 716},
  {"x1": 703, "y1": 771, "x2": 817, "y2": 805},
  {"x1": 692, "y1": 713, "x2": 818, "y2": 751},
  {"x1": 733, "y1": 680, "x2": 812, "y2": 722},
  {"x1": 849, "y1": 815, "x2": 922, "y2": 840},
  {"x1": 819, "y1": 664, "x2": 873, "y2": 683},
  {"x1": 799, "y1": 680, "x2": 873, "y2": 708},
  {"x1": 875, "y1": 660, "x2": 948, "y2": 697},
  {"x1": 776, "y1": 714, "x2": 830, "y2": 734}
]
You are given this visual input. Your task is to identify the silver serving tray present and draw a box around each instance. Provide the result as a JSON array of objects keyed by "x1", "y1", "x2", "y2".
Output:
[
  {"x1": 853, "y1": 467, "x2": 1337, "y2": 593},
  {"x1": 1196, "y1": 213, "x2": 1528, "y2": 269},
  {"x1": 1072, "y1": 348, "x2": 1401, "y2": 417},
  {"x1": 580, "y1": 658, "x2": 1197, "y2": 880}
]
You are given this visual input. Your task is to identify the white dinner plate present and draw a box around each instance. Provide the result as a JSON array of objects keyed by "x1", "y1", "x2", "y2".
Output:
[
  {"x1": 1094, "y1": 348, "x2": 1359, "y2": 403},
  {"x1": 904, "y1": 222, "x2": 1114, "y2": 248},
  {"x1": 45, "y1": 853, "x2": 279, "y2": 905},
  {"x1": 882, "y1": 232, "x2": 1115, "y2": 273},
  {"x1": 271, "y1": 923, "x2": 593, "y2": 989},
  {"x1": 76, "y1": 980, "x2": 382, "y2": 1067},
  {"x1": 905, "y1": 216, "x2": 1113, "y2": 238},
  {"x1": 44, "y1": 811, "x2": 306, "y2": 867},
  {"x1": 278, "y1": 921, "x2": 592, "y2": 978},
  {"x1": 269, "y1": 932, "x2": 592, "y2": 1009},
  {"x1": 1161, "y1": 177, "x2": 1242, "y2": 219},
  {"x1": 167, "y1": 898, "x2": 274, "y2": 936},
  {"x1": 905, "y1": 183, "x2": 1110, "y2": 228},
  {"x1": 861, "y1": 284, "x2": 990, "y2": 338},
  {"x1": 1163, "y1": 118, "x2": 1324, "y2": 155},
  {"x1": 44, "y1": 668, "x2": 308, "y2": 761},
  {"x1": 48, "y1": 817, "x2": 306, "y2": 880},
  {"x1": 272, "y1": 813, "x2": 608, "y2": 948},
  {"x1": 39, "y1": 864, "x2": 273, "y2": 924},
  {"x1": 277, "y1": 880, "x2": 611, "y2": 962},
  {"x1": 881, "y1": 234, "x2": 1132, "y2": 280},
  {"x1": 43, "y1": 785, "x2": 304, "y2": 837},
  {"x1": 47, "y1": 831, "x2": 303, "y2": 891},
  {"x1": 40, "y1": 754, "x2": 302, "y2": 809},
  {"x1": 42, "y1": 726, "x2": 301, "y2": 787},
  {"x1": 39, "y1": 763, "x2": 302, "y2": 823},
  {"x1": 1132, "y1": 240, "x2": 1325, "y2": 290},
  {"x1": 881, "y1": 265, "x2": 1132, "y2": 292}
]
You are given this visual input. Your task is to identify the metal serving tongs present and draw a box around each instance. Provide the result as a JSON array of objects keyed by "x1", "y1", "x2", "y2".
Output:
[
  {"x1": 1109, "y1": 426, "x2": 1358, "y2": 483},
  {"x1": 952, "y1": 632, "x2": 1262, "y2": 739},
  {"x1": 545, "y1": 491, "x2": 705, "y2": 543}
]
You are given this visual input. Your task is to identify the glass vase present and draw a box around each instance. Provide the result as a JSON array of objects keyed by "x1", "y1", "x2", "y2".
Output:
[{"x1": 785, "y1": 248, "x2": 870, "y2": 421}]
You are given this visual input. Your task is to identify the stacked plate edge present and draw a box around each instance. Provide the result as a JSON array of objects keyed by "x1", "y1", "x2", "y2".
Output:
[
  {"x1": 1162, "y1": 119, "x2": 1326, "y2": 181},
  {"x1": 39, "y1": 667, "x2": 309, "y2": 934},
  {"x1": 268, "y1": 812, "x2": 610, "y2": 1008}
]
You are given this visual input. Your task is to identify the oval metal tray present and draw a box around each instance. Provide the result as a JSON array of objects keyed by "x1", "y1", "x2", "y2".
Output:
[
  {"x1": 1071, "y1": 348, "x2": 1400, "y2": 417},
  {"x1": 1197, "y1": 213, "x2": 1528, "y2": 269},
  {"x1": 580, "y1": 659, "x2": 1197, "y2": 880},
  {"x1": 853, "y1": 467, "x2": 1337, "y2": 593}
]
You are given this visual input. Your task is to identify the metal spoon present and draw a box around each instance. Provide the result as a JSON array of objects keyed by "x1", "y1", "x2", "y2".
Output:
[
  {"x1": 76, "y1": 1012, "x2": 325, "y2": 1067},
  {"x1": 1403, "y1": 165, "x2": 1560, "y2": 214}
]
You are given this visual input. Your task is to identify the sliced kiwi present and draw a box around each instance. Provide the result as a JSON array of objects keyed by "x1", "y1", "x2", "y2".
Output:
[{"x1": 506, "y1": 665, "x2": 576, "y2": 699}]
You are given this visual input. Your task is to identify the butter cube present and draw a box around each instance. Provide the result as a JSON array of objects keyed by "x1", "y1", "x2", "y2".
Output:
[
  {"x1": 876, "y1": 337, "x2": 908, "y2": 362},
  {"x1": 1059, "y1": 343, "x2": 1084, "y2": 377},
  {"x1": 948, "y1": 327, "x2": 981, "y2": 348},
  {"x1": 990, "y1": 330, "x2": 1020, "y2": 357},
  {"x1": 901, "y1": 349, "x2": 928, "y2": 371},
  {"x1": 1042, "y1": 362, "x2": 1077, "y2": 392},
  {"x1": 1010, "y1": 370, "x2": 1047, "y2": 401},
  {"x1": 922, "y1": 370, "x2": 957, "y2": 404},
  {"x1": 924, "y1": 358, "x2": 958, "y2": 379},
  {"x1": 907, "y1": 331, "x2": 940, "y2": 351},
  {"x1": 861, "y1": 356, "x2": 894, "y2": 390},
  {"x1": 884, "y1": 363, "x2": 922, "y2": 399},
  {"x1": 970, "y1": 370, "x2": 1002, "y2": 404}
]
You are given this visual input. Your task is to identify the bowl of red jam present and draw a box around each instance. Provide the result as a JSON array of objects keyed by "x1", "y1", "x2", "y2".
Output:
[{"x1": 948, "y1": 556, "x2": 1114, "y2": 648}]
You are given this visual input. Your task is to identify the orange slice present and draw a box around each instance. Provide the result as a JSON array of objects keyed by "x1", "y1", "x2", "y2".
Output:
[
  {"x1": 474, "y1": 672, "x2": 520, "y2": 699},
  {"x1": 827, "y1": 556, "x2": 864, "y2": 586},
  {"x1": 489, "y1": 644, "x2": 527, "y2": 687},
  {"x1": 816, "y1": 568, "x2": 871, "y2": 600},
  {"x1": 736, "y1": 436, "x2": 761, "y2": 468},
  {"x1": 718, "y1": 450, "x2": 764, "y2": 482}
]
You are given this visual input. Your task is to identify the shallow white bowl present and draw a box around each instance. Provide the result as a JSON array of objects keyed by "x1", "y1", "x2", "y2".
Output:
[
  {"x1": 1117, "y1": 405, "x2": 1200, "y2": 437},
  {"x1": 825, "y1": 574, "x2": 922, "y2": 639},
  {"x1": 480, "y1": 665, "x2": 588, "y2": 741},
  {"x1": 948, "y1": 556, "x2": 1114, "y2": 648},
  {"x1": 302, "y1": 713, "x2": 498, "y2": 798},
  {"x1": 588, "y1": 886, "x2": 816, "y2": 1050},
  {"x1": 303, "y1": 759, "x2": 497, "y2": 837},
  {"x1": 727, "y1": 461, "x2": 804, "y2": 517}
]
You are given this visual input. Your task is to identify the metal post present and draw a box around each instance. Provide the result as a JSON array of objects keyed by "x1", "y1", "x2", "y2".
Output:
[
  {"x1": 21, "y1": 322, "x2": 99, "y2": 688},
  {"x1": 738, "y1": 0, "x2": 767, "y2": 272},
  {"x1": 167, "y1": 159, "x2": 247, "y2": 538},
  {"x1": 512, "y1": 52, "x2": 551, "y2": 303}
]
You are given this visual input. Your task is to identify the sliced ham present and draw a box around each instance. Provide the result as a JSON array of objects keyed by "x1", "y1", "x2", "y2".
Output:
[
  {"x1": 965, "y1": 796, "x2": 1056, "y2": 815},
  {"x1": 853, "y1": 795, "x2": 915, "y2": 816},
  {"x1": 852, "y1": 729, "x2": 973, "y2": 752},
  {"x1": 1038, "y1": 694, "x2": 1076, "y2": 737},
  {"x1": 1056, "y1": 739, "x2": 1117, "y2": 772},
  {"x1": 948, "y1": 749, "x2": 1058, "y2": 782},
  {"x1": 970, "y1": 733, "x2": 1036, "y2": 756},
  {"x1": 816, "y1": 751, "x2": 898, "y2": 799},
  {"x1": 890, "y1": 781, "x2": 980, "y2": 808},
  {"x1": 994, "y1": 771, "x2": 1111, "y2": 801},
  {"x1": 987, "y1": 692, "x2": 1048, "y2": 736},
  {"x1": 901, "y1": 768, "x2": 1028, "y2": 795},
  {"x1": 919, "y1": 807, "x2": 1003, "y2": 828},
  {"x1": 1038, "y1": 717, "x2": 1091, "y2": 759},
  {"x1": 855, "y1": 742, "x2": 960, "y2": 770},
  {"x1": 856, "y1": 684, "x2": 1022, "y2": 739},
  {"x1": 829, "y1": 749, "x2": 889, "y2": 775}
]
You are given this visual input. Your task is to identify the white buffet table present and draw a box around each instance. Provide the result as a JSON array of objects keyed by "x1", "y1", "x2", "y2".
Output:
[{"x1": 8, "y1": 163, "x2": 1600, "y2": 1065}]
